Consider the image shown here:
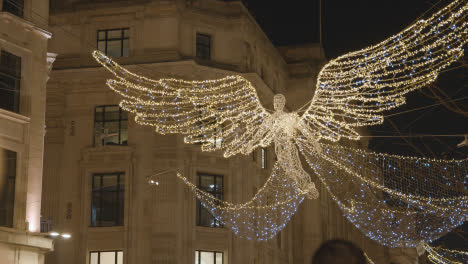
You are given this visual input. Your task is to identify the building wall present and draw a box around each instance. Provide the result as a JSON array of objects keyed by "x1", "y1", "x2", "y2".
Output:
[
  {"x1": 0, "y1": 0, "x2": 54, "y2": 263},
  {"x1": 43, "y1": 0, "x2": 417, "y2": 263}
]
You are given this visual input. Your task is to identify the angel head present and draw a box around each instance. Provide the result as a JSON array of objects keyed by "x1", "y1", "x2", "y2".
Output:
[{"x1": 273, "y1": 94, "x2": 286, "y2": 111}]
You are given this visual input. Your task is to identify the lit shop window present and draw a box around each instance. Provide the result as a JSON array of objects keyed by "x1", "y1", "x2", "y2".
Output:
[
  {"x1": 195, "y1": 250, "x2": 223, "y2": 264},
  {"x1": 90, "y1": 251, "x2": 123, "y2": 264}
]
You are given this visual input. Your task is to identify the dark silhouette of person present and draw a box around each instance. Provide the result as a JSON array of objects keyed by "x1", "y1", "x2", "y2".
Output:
[{"x1": 312, "y1": 239, "x2": 366, "y2": 264}]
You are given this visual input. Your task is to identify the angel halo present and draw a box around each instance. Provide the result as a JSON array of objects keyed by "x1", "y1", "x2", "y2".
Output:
[{"x1": 93, "y1": 0, "x2": 468, "y2": 248}]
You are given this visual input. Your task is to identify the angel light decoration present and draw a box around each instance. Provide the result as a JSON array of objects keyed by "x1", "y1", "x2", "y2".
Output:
[{"x1": 93, "y1": 0, "x2": 468, "y2": 248}]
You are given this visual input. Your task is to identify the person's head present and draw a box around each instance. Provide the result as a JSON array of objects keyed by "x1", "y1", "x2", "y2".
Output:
[{"x1": 312, "y1": 239, "x2": 366, "y2": 264}]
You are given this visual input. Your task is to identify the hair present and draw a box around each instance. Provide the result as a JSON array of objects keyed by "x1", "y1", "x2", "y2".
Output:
[{"x1": 312, "y1": 239, "x2": 366, "y2": 264}]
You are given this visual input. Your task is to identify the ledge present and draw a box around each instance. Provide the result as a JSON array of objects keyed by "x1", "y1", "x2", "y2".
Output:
[
  {"x1": 0, "y1": 108, "x2": 30, "y2": 124},
  {"x1": 0, "y1": 227, "x2": 53, "y2": 251},
  {"x1": 0, "y1": 12, "x2": 52, "y2": 39}
]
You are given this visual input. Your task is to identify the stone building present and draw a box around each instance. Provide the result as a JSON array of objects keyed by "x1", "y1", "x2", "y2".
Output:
[
  {"x1": 42, "y1": 0, "x2": 417, "y2": 263},
  {"x1": 0, "y1": 0, "x2": 55, "y2": 263}
]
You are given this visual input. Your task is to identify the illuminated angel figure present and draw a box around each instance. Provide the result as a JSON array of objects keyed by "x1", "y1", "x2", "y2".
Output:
[{"x1": 94, "y1": 0, "x2": 468, "y2": 247}]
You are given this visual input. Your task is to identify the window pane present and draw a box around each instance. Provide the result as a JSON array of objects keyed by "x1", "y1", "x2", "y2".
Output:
[
  {"x1": 107, "y1": 40, "x2": 122, "y2": 57},
  {"x1": 103, "y1": 121, "x2": 119, "y2": 145},
  {"x1": 102, "y1": 174, "x2": 117, "y2": 189},
  {"x1": 200, "y1": 175, "x2": 213, "y2": 190},
  {"x1": 123, "y1": 29, "x2": 130, "y2": 38},
  {"x1": 215, "y1": 176, "x2": 223, "y2": 191},
  {"x1": 107, "y1": 30, "x2": 122, "y2": 39},
  {"x1": 196, "y1": 33, "x2": 211, "y2": 60},
  {"x1": 91, "y1": 173, "x2": 124, "y2": 227},
  {"x1": 0, "y1": 149, "x2": 16, "y2": 227},
  {"x1": 90, "y1": 252, "x2": 99, "y2": 264},
  {"x1": 0, "y1": 51, "x2": 21, "y2": 113},
  {"x1": 105, "y1": 106, "x2": 120, "y2": 120},
  {"x1": 117, "y1": 251, "x2": 123, "y2": 264},
  {"x1": 95, "y1": 107, "x2": 104, "y2": 121},
  {"x1": 2, "y1": 0, "x2": 24, "y2": 17},
  {"x1": 98, "y1": 41, "x2": 106, "y2": 53},
  {"x1": 100, "y1": 252, "x2": 115, "y2": 264},
  {"x1": 122, "y1": 39, "x2": 129, "y2": 57},
  {"x1": 98, "y1": 31, "x2": 106, "y2": 40},
  {"x1": 195, "y1": 251, "x2": 199, "y2": 264},
  {"x1": 94, "y1": 106, "x2": 127, "y2": 147},
  {"x1": 200, "y1": 252, "x2": 214, "y2": 264},
  {"x1": 216, "y1": 253, "x2": 223, "y2": 264},
  {"x1": 121, "y1": 111, "x2": 128, "y2": 120}
]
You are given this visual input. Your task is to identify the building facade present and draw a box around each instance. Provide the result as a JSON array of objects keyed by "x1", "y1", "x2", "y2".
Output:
[
  {"x1": 42, "y1": 0, "x2": 417, "y2": 263},
  {"x1": 0, "y1": 0, "x2": 55, "y2": 263}
]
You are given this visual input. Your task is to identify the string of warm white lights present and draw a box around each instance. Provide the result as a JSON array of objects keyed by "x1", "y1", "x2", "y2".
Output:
[
  {"x1": 422, "y1": 242, "x2": 468, "y2": 264},
  {"x1": 301, "y1": 0, "x2": 468, "y2": 142},
  {"x1": 93, "y1": 0, "x2": 468, "y2": 245}
]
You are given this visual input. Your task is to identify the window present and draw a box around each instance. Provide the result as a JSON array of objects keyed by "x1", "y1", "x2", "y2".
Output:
[
  {"x1": 90, "y1": 251, "x2": 123, "y2": 264},
  {"x1": 2, "y1": 0, "x2": 24, "y2": 17},
  {"x1": 196, "y1": 33, "x2": 211, "y2": 60},
  {"x1": 0, "y1": 148, "x2": 16, "y2": 227},
  {"x1": 94, "y1": 105, "x2": 128, "y2": 147},
  {"x1": 261, "y1": 148, "x2": 267, "y2": 169},
  {"x1": 0, "y1": 50, "x2": 21, "y2": 113},
  {"x1": 195, "y1": 250, "x2": 223, "y2": 264},
  {"x1": 97, "y1": 28, "x2": 129, "y2": 57},
  {"x1": 91, "y1": 173, "x2": 124, "y2": 227},
  {"x1": 196, "y1": 173, "x2": 223, "y2": 228}
]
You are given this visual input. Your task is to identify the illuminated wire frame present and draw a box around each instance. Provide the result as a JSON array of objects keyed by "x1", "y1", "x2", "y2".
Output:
[
  {"x1": 93, "y1": 0, "x2": 468, "y2": 247},
  {"x1": 422, "y1": 242, "x2": 468, "y2": 264}
]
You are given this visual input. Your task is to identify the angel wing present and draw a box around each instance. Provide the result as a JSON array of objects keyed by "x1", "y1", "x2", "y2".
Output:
[
  {"x1": 93, "y1": 51, "x2": 270, "y2": 157},
  {"x1": 299, "y1": 0, "x2": 468, "y2": 142}
]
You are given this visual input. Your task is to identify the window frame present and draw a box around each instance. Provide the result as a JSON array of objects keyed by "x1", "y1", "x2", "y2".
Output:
[
  {"x1": 90, "y1": 172, "x2": 125, "y2": 227},
  {"x1": 96, "y1": 28, "x2": 129, "y2": 57},
  {"x1": 196, "y1": 172, "x2": 223, "y2": 228},
  {"x1": 195, "y1": 250, "x2": 224, "y2": 264},
  {"x1": 89, "y1": 250, "x2": 123, "y2": 264},
  {"x1": 0, "y1": 49, "x2": 21, "y2": 113},
  {"x1": 94, "y1": 105, "x2": 128, "y2": 147},
  {"x1": 196, "y1": 33, "x2": 211, "y2": 60}
]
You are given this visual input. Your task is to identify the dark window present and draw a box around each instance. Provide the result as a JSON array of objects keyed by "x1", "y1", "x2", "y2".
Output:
[
  {"x1": 196, "y1": 173, "x2": 223, "y2": 228},
  {"x1": 90, "y1": 250, "x2": 123, "y2": 264},
  {"x1": 196, "y1": 33, "x2": 211, "y2": 60},
  {"x1": 0, "y1": 149, "x2": 16, "y2": 227},
  {"x1": 195, "y1": 250, "x2": 223, "y2": 264},
  {"x1": 94, "y1": 105, "x2": 128, "y2": 146},
  {"x1": 91, "y1": 173, "x2": 124, "y2": 227},
  {"x1": 261, "y1": 148, "x2": 267, "y2": 169},
  {"x1": 2, "y1": 0, "x2": 24, "y2": 17},
  {"x1": 0, "y1": 50, "x2": 21, "y2": 113},
  {"x1": 97, "y1": 28, "x2": 129, "y2": 57}
]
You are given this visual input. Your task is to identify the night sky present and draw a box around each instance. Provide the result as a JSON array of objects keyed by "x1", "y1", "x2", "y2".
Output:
[{"x1": 245, "y1": 0, "x2": 467, "y2": 250}]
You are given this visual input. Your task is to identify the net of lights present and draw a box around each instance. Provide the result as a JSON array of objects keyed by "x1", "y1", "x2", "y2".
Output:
[{"x1": 93, "y1": 0, "x2": 468, "y2": 249}]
